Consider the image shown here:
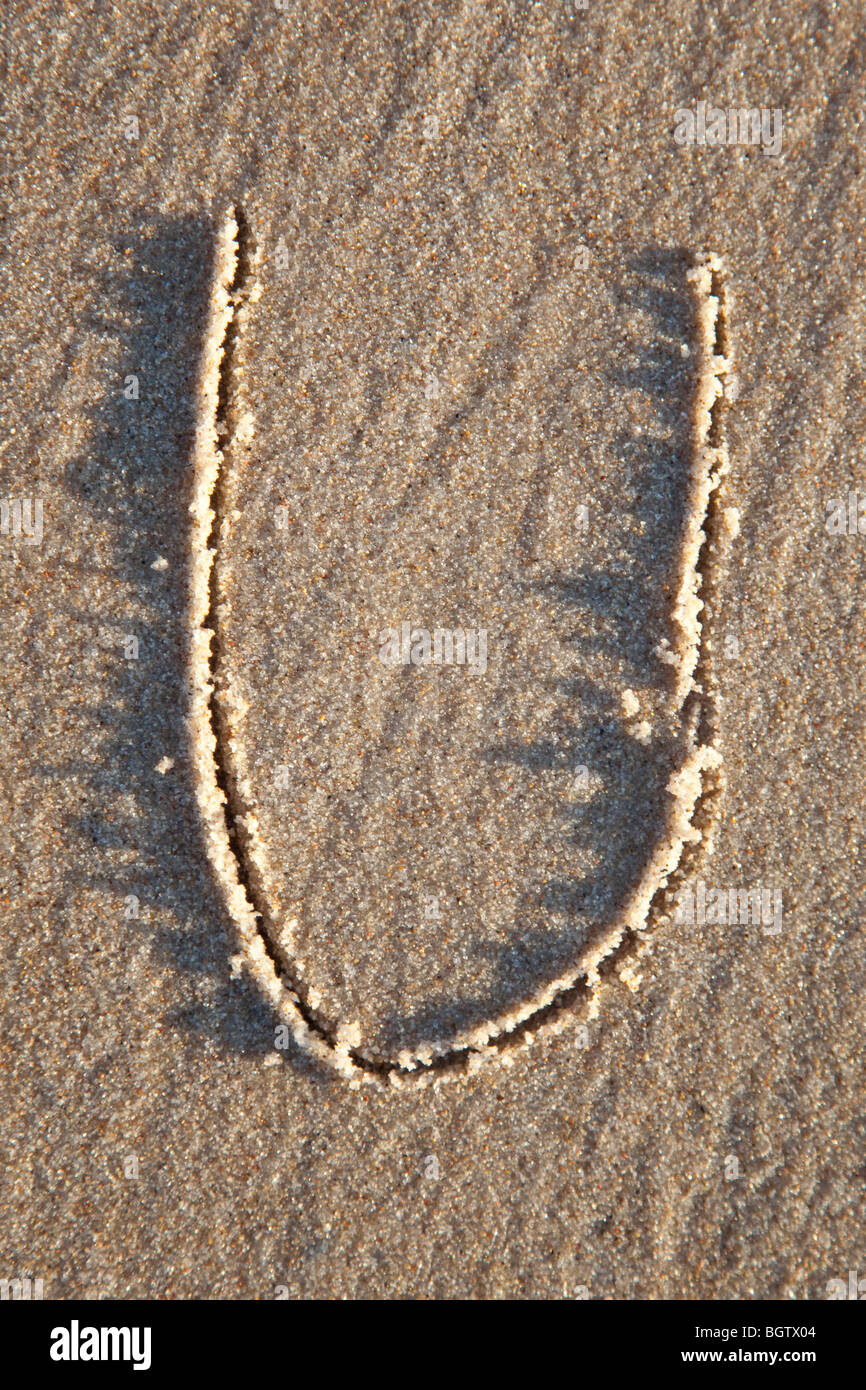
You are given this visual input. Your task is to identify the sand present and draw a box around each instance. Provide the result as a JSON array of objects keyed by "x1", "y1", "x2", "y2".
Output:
[{"x1": 1, "y1": 0, "x2": 864, "y2": 1298}]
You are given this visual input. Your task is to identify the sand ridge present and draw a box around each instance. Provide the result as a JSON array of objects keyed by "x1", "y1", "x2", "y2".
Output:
[{"x1": 186, "y1": 211, "x2": 739, "y2": 1089}]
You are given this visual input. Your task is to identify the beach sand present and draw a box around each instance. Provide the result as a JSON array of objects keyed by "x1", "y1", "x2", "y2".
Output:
[{"x1": 1, "y1": 0, "x2": 863, "y2": 1297}]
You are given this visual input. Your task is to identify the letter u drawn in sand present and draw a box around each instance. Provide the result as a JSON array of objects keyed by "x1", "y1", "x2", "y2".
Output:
[{"x1": 187, "y1": 210, "x2": 738, "y2": 1089}]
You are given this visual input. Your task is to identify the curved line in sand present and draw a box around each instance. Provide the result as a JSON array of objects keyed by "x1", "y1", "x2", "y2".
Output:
[{"x1": 188, "y1": 211, "x2": 737, "y2": 1089}]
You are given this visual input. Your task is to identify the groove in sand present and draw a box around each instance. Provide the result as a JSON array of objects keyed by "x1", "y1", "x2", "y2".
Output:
[{"x1": 187, "y1": 211, "x2": 737, "y2": 1089}]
